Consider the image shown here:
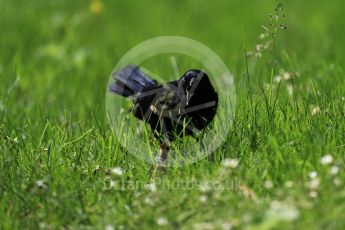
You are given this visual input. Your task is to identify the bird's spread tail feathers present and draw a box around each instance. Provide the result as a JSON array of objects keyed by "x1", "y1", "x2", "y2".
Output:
[{"x1": 109, "y1": 65, "x2": 157, "y2": 97}]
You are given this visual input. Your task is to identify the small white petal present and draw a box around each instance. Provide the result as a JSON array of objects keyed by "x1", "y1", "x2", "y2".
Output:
[
  {"x1": 308, "y1": 171, "x2": 318, "y2": 178},
  {"x1": 274, "y1": 75, "x2": 282, "y2": 83},
  {"x1": 266, "y1": 201, "x2": 299, "y2": 221},
  {"x1": 105, "y1": 225, "x2": 114, "y2": 230},
  {"x1": 144, "y1": 197, "x2": 154, "y2": 205},
  {"x1": 259, "y1": 33, "x2": 266, "y2": 39},
  {"x1": 308, "y1": 178, "x2": 320, "y2": 190},
  {"x1": 330, "y1": 166, "x2": 339, "y2": 175},
  {"x1": 320, "y1": 154, "x2": 333, "y2": 165},
  {"x1": 256, "y1": 44, "x2": 263, "y2": 51},
  {"x1": 309, "y1": 191, "x2": 318, "y2": 198},
  {"x1": 156, "y1": 217, "x2": 168, "y2": 226},
  {"x1": 334, "y1": 177, "x2": 342, "y2": 186},
  {"x1": 311, "y1": 106, "x2": 321, "y2": 116},
  {"x1": 264, "y1": 180, "x2": 274, "y2": 189},
  {"x1": 283, "y1": 72, "x2": 291, "y2": 80},
  {"x1": 199, "y1": 195, "x2": 208, "y2": 203},
  {"x1": 222, "y1": 158, "x2": 239, "y2": 169},
  {"x1": 110, "y1": 167, "x2": 123, "y2": 176},
  {"x1": 36, "y1": 180, "x2": 47, "y2": 189},
  {"x1": 221, "y1": 222, "x2": 232, "y2": 230}
]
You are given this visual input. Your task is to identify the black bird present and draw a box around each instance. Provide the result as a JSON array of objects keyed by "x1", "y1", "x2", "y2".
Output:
[{"x1": 109, "y1": 65, "x2": 218, "y2": 168}]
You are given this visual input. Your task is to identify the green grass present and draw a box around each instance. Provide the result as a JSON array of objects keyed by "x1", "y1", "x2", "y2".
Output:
[{"x1": 1, "y1": 0, "x2": 345, "y2": 229}]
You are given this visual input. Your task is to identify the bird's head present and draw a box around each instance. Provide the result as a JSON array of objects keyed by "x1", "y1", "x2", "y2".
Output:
[
  {"x1": 180, "y1": 70, "x2": 205, "y2": 90},
  {"x1": 179, "y1": 70, "x2": 208, "y2": 105}
]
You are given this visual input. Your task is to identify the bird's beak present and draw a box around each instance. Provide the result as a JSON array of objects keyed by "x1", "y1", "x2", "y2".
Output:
[{"x1": 186, "y1": 90, "x2": 190, "y2": 105}]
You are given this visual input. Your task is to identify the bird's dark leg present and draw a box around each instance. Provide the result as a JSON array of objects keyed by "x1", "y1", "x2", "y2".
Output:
[
  {"x1": 159, "y1": 141, "x2": 168, "y2": 163},
  {"x1": 152, "y1": 140, "x2": 169, "y2": 175}
]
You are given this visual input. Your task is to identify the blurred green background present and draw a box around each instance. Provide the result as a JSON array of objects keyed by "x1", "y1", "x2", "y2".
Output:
[{"x1": 1, "y1": 0, "x2": 344, "y2": 115}]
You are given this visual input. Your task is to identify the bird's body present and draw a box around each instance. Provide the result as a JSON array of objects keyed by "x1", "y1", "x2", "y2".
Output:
[
  {"x1": 109, "y1": 65, "x2": 218, "y2": 141},
  {"x1": 109, "y1": 65, "x2": 218, "y2": 171}
]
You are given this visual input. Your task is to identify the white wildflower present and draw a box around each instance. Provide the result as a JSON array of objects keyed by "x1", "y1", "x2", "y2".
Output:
[
  {"x1": 266, "y1": 201, "x2": 299, "y2": 221},
  {"x1": 110, "y1": 167, "x2": 123, "y2": 176},
  {"x1": 221, "y1": 222, "x2": 232, "y2": 230},
  {"x1": 156, "y1": 217, "x2": 168, "y2": 226},
  {"x1": 264, "y1": 180, "x2": 274, "y2": 189},
  {"x1": 308, "y1": 178, "x2": 320, "y2": 190},
  {"x1": 36, "y1": 180, "x2": 47, "y2": 189},
  {"x1": 283, "y1": 72, "x2": 291, "y2": 80},
  {"x1": 308, "y1": 171, "x2": 318, "y2": 178},
  {"x1": 199, "y1": 195, "x2": 208, "y2": 203},
  {"x1": 105, "y1": 225, "x2": 114, "y2": 230},
  {"x1": 311, "y1": 106, "x2": 321, "y2": 116},
  {"x1": 320, "y1": 154, "x2": 333, "y2": 165},
  {"x1": 144, "y1": 197, "x2": 154, "y2": 205},
  {"x1": 330, "y1": 166, "x2": 339, "y2": 175},
  {"x1": 256, "y1": 44, "x2": 263, "y2": 52},
  {"x1": 334, "y1": 177, "x2": 342, "y2": 186},
  {"x1": 222, "y1": 158, "x2": 239, "y2": 169},
  {"x1": 309, "y1": 191, "x2": 318, "y2": 198},
  {"x1": 39, "y1": 223, "x2": 47, "y2": 229},
  {"x1": 259, "y1": 33, "x2": 267, "y2": 39},
  {"x1": 274, "y1": 75, "x2": 282, "y2": 83}
]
